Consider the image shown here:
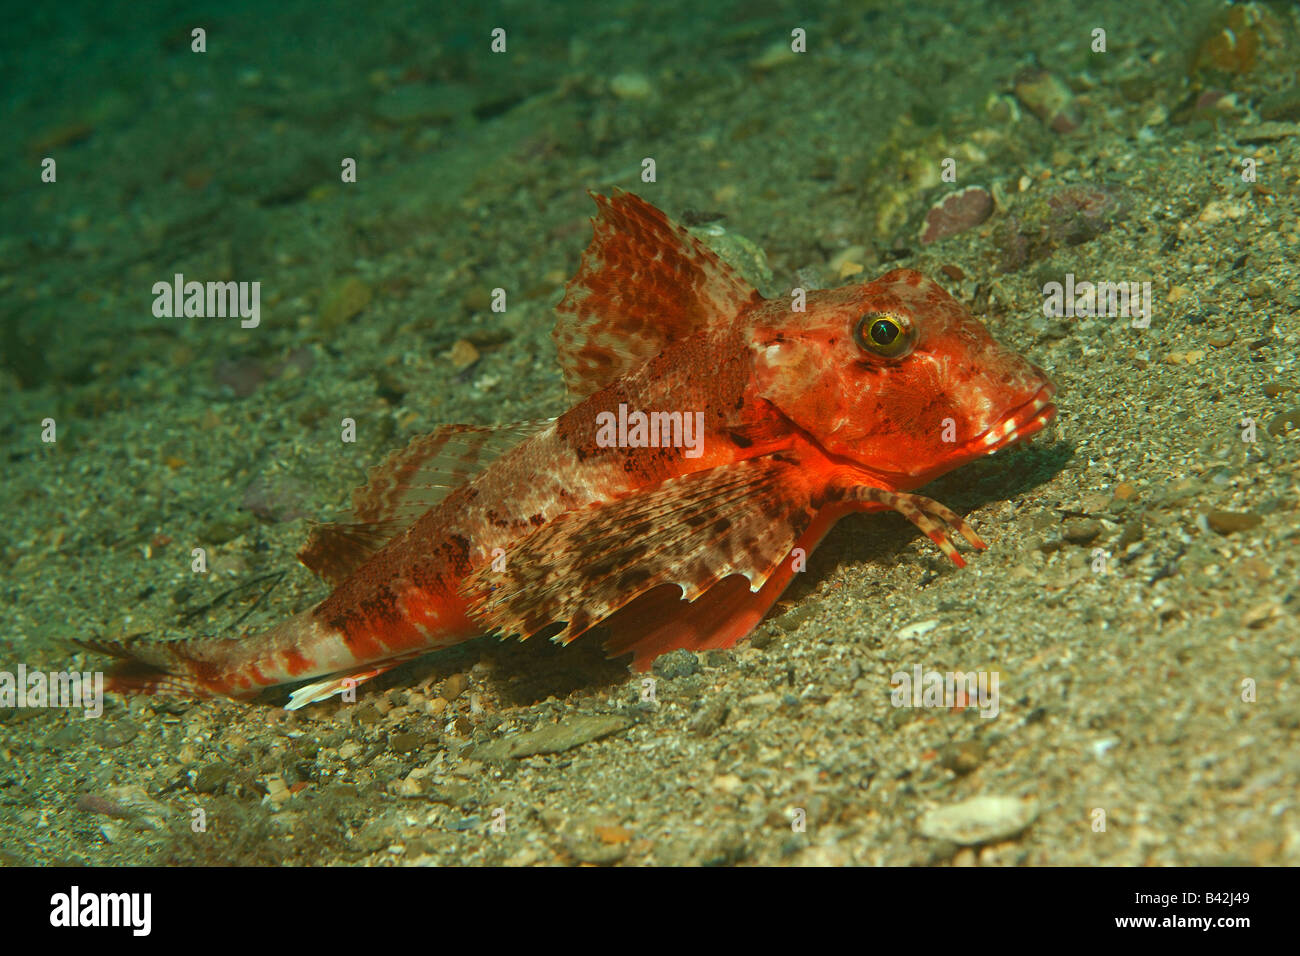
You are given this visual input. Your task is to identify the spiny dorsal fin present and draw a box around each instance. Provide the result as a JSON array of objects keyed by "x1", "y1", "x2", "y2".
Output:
[
  {"x1": 299, "y1": 419, "x2": 552, "y2": 586},
  {"x1": 459, "y1": 455, "x2": 815, "y2": 646},
  {"x1": 553, "y1": 190, "x2": 763, "y2": 399}
]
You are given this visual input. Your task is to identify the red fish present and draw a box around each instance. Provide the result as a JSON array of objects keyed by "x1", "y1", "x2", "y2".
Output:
[{"x1": 83, "y1": 191, "x2": 1055, "y2": 708}]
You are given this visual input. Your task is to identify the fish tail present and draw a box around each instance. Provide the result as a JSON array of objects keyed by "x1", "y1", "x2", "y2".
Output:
[{"x1": 75, "y1": 611, "x2": 398, "y2": 705}]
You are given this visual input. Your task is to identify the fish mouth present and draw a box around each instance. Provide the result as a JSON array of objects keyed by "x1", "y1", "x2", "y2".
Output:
[{"x1": 975, "y1": 381, "x2": 1057, "y2": 455}]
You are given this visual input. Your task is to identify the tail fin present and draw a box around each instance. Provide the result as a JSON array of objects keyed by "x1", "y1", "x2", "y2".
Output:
[{"x1": 74, "y1": 635, "x2": 221, "y2": 700}]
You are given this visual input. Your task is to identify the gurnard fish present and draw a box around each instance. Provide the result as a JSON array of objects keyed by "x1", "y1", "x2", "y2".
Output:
[{"x1": 84, "y1": 191, "x2": 1056, "y2": 708}]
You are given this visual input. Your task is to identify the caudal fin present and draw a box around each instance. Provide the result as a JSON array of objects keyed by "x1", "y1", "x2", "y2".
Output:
[{"x1": 74, "y1": 636, "x2": 220, "y2": 699}]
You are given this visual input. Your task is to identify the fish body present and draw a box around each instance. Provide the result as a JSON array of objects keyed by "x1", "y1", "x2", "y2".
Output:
[{"x1": 87, "y1": 192, "x2": 1055, "y2": 707}]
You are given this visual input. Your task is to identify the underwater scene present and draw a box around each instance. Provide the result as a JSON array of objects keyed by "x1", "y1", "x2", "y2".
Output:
[{"x1": 2, "y1": 0, "x2": 1299, "y2": 871}]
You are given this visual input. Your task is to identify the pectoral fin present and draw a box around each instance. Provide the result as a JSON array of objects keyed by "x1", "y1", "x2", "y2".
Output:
[{"x1": 460, "y1": 456, "x2": 816, "y2": 646}]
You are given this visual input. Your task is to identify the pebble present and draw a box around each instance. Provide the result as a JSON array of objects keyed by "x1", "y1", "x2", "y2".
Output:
[
  {"x1": 651, "y1": 649, "x2": 700, "y2": 679},
  {"x1": 446, "y1": 339, "x2": 480, "y2": 370},
  {"x1": 192, "y1": 762, "x2": 236, "y2": 794},
  {"x1": 91, "y1": 719, "x2": 139, "y2": 749},
  {"x1": 1198, "y1": 200, "x2": 1246, "y2": 225},
  {"x1": 388, "y1": 732, "x2": 424, "y2": 753},
  {"x1": 1062, "y1": 518, "x2": 1103, "y2": 545},
  {"x1": 1267, "y1": 408, "x2": 1300, "y2": 437},
  {"x1": 318, "y1": 276, "x2": 373, "y2": 332},
  {"x1": 687, "y1": 698, "x2": 729, "y2": 737},
  {"x1": 467, "y1": 714, "x2": 631, "y2": 762},
  {"x1": 918, "y1": 795, "x2": 1038, "y2": 845},
  {"x1": 896, "y1": 618, "x2": 941, "y2": 640},
  {"x1": 438, "y1": 674, "x2": 468, "y2": 701},
  {"x1": 829, "y1": 245, "x2": 868, "y2": 278},
  {"x1": 1203, "y1": 510, "x2": 1263, "y2": 534},
  {"x1": 609, "y1": 73, "x2": 653, "y2": 100},
  {"x1": 918, "y1": 187, "x2": 994, "y2": 245},
  {"x1": 938, "y1": 740, "x2": 986, "y2": 776},
  {"x1": 1013, "y1": 69, "x2": 1081, "y2": 133}
]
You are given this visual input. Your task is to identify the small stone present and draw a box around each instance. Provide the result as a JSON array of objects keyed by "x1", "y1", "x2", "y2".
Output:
[
  {"x1": 91, "y1": 719, "x2": 139, "y2": 749},
  {"x1": 829, "y1": 245, "x2": 868, "y2": 278},
  {"x1": 938, "y1": 740, "x2": 986, "y2": 776},
  {"x1": 609, "y1": 72, "x2": 653, "y2": 100},
  {"x1": 687, "y1": 698, "x2": 729, "y2": 737},
  {"x1": 1242, "y1": 602, "x2": 1281, "y2": 629},
  {"x1": 651, "y1": 649, "x2": 700, "y2": 680},
  {"x1": 1062, "y1": 518, "x2": 1103, "y2": 545},
  {"x1": 1203, "y1": 510, "x2": 1263, "y2": 534},
  {"x1": 919, "y1": 187, "x2": 994, "y2": 245},
  {"x1": 193, "y1": 762, "x2": 236, "y2": 794},
  {"x1": 438, "y1": 674, "x2": 468, "y2": 701},
  {"x1": 1268, "y1": 408, "x2": 1300, "y2": 437},
  {"x1": 75, "y1": 793, "x2": 130, "y2": 819},
  {"x1": 337, "y1": 741, "x2": 361, "y2": 760},
  {"x1": 318, "y1": 276, "x2": 373, "y2": 332},
  {"x1": 1013, "y1": 69, "x2": 1081, "y2": 133},
  {"x1": 896, "y1": 618, "x2": 941, "y2": 640},
  {"x1": 446, "y1": 339, "x2": 480, "y2": 370},
  {"x1": 1198, "y1": 200, "x2": 1246, "y2": 225},
  {"x1": 594, "y1": 824, "x2": 633, "y2": 845},
  {"x1": 918, "y1": 795, "x2": 1038, "y2": 845},
  {"x1": 389, "y1": 732, "x2": 423, "y2": 753},
  {"x1": 751, "y1": 40, "x2": 798, "y2": 71},
  {"x1": 467, "y1": 714, "x2": 631, "y2": 762}
]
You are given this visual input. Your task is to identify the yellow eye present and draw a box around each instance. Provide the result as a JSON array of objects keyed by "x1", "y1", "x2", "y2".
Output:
[{"x1": 854, "y1": 312, "x2": 914, "y2": 359}]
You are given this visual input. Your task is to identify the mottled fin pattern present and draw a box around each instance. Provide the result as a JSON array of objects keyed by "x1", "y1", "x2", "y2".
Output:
[
  {"x1": 553, "y1": 190, "x2": 763, "y2": 398},
  {"x1": 460, "y1": 456, "x2": 814, "y2": 646},
  {"x1": 299, "y1": 419, "x2": 551, "y2": 585}
]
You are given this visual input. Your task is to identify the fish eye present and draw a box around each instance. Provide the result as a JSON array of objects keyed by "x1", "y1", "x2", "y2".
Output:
[{"x1": 854, "y1": 312, "x2": 914, "y2": 359}]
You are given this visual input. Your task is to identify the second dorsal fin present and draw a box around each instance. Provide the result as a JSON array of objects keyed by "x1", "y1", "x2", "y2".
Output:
[
  {"x1": 553, "y1": 190, "x2": 763, "y2": 399},
  {"x1": 298, "y1": 419, "x2": 551, "y2": 586}
]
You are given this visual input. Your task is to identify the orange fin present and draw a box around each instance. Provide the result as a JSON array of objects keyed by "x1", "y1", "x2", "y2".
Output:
[
  {"x1": 553, "y1": 190, "x2": 763, "y2": 399},
  {"x1": 460, "y1": 456, "x2": 814, "y2": 646},
  {"x1": 299, "y1": 419, "x2": 551, "y2": 585},
  {"x1": 600, "y1": 575, "x2": 769, "y2": 670}
]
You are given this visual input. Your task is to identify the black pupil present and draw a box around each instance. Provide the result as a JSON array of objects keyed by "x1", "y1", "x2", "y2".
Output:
[{"x1": 870, "y1": 319, "x2": 899, "y2": 346}]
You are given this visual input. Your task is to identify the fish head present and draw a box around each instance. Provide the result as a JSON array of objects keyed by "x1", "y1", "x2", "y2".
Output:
[{"x1": 749, "y1": 269, "x2": 1056, "y2": 488}]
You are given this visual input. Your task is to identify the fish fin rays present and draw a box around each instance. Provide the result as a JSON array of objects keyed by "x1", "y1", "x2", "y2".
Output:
[
  {"x1": 299, "y1": 419, "x2": 553, "y2": 585},
  {"x1": 283, "y1": 653, "x2": 425, "y2": 710},
  {"x1": 460, "y1": 456, "x2": 814, "y2": 647},
  {"x1": 553, "y1": 190, "x2": 763, "y2": 399}
]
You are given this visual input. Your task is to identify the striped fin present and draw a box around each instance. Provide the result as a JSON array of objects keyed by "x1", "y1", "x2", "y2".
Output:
[
  {"x1": 299, "y1": 419, "x2": 551, "y2": 585},
  {"x1": 553, "y1": 190, "x2": 763, "y2": 399},
  {"x1": 460, "y1": 456, "x2": 815, "y2": 646},
  {"x1": 283, "y1": 653, "x2": 424, "y2": 710}
]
